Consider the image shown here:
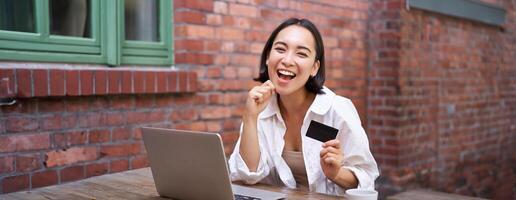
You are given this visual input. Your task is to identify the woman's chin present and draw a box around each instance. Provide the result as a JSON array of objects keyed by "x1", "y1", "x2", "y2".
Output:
[
  {"x1": 274, "y1": 87, "x2": 291, "y2": 96},
  {"x1": 270, "y1": 79, "x2": 296, "y2": 96}
]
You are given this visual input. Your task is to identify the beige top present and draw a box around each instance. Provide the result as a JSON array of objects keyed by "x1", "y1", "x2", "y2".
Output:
[{"x1": 282, "y1": 150, "x2": 309, "y2": 191}]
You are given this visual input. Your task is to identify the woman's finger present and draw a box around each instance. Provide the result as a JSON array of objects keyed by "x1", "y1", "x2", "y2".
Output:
[
  {"x1": 324, "y1": 146, "x2": 341, "y2": 155},
  {"x1": 257, "y1": 82, "x2": 275, "y2": 93},
  {"x1": 324, "y1": 156, "x2": 336, "y2": 164},
  {"x1": 320, "y1": 145, "x2": 341, "y2": 156},
  {"x1": 324, "y1": 156, "x2": 341, "y2": 166},
  {"x1": 263, "y1": 80, "x2": 276, "y2": 90},
  {"x1": 321, "y1": 152, "x2": 335, "y2": 159},
  {"x1": 320, "y1": 148, "x2": 326, "y2": 158},
  {"x1": 253, "y1": 86, "x2": 274, "y2": 102},
  {"x1": 322, "y1": 151, "x2": 339, "y2": 159},
  {"x1": 323, "y1": 139, "x2": 340, "y2": 148},
  {"x1": 322, "y1": 152, "x2": 343, "y2": 165},
  {"x1": 255, "y1": 87, "x2": 272, "y2": 95},
  {"x1": 322, "y1": 153, "x2": 340, "y2": 164},
  {"x1": 249, "y1": 91, "x2": 263, "y2": 102},
  {"x1": 320, "y1": 148, "x2": 341, "y2": 158}
]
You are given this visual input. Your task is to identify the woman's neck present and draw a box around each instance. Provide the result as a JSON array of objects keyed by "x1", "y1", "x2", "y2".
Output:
[{"x1": 278, "y1": 89, "x2": 316, "y2": 119}]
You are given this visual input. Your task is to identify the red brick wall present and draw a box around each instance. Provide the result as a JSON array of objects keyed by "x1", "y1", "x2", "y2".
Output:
[
  {"x1": 173, "y1": 0, "x2": 371, "y2": 153},
  {"x1": 0, "y1": 65, "x2": 197, "y2": 193},
  {"x1": 368, "y1": 0, "x2": 404, "y2": 179},
  {"x1": 370, "y1": 0, "x2": 516, "y2": 199},
  {"x1": 0, "y1": 0, "x2": 371, "y2": 194}
]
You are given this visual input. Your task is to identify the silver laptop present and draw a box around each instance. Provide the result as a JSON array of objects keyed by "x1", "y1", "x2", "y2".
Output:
[{"x1": 141, "y1": 127, "x2": 287, "y2": 200}]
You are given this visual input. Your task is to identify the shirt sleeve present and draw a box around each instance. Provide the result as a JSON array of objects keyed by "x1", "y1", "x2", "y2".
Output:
[
  {"x1": 228, "y1": 123, "x2": 271, "y2": 184},
  {"x1": 337, "y1": 98, "x2": 380, "y2": 190}
]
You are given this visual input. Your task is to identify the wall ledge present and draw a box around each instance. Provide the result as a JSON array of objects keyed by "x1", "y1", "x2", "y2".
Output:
[{"x1": 0, "y1": 66, "x2": 197, "y2": 99}]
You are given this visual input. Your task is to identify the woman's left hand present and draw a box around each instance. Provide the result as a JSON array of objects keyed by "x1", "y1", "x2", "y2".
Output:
[{"x1": 320, "y1": 139, "x2": 344, "y2": 181}]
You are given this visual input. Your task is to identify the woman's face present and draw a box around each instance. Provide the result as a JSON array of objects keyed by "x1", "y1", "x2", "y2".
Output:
[{"x1": 266, "y1": 25, "x2": 319, "y2": 96}]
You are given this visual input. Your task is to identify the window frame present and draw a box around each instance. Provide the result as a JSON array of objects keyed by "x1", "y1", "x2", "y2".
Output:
[
  {"x1": 0, "y1": 0, "x2": 173, "y2": 66},
  {"x1": 0, "y1": 0, "x2": 104, "y2": 63},
  {"x1": 116, "y1": 0, "x2": 173, "y2": 65},
  {"x1": 407, "y1": 0, "x2": 506, "y2": 27}
]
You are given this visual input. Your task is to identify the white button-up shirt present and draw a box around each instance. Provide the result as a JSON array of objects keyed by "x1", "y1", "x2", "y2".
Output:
[{"x1": 228, "y1": 87, "x2": 379, "y2": 196}]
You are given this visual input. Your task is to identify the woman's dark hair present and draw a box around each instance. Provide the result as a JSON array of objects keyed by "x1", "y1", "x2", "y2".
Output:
[{"x1": 254, "y1": 18, "x2": 325, "y2": 94}]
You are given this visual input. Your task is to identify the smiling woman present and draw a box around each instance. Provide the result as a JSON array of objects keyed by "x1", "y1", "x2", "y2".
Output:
[
  {"x1": 255, "y1": 18, "x2": 325, "y2": 95},
  {"x1": 265, "y1": 25, "x2": 319, "y2": 96},
  {"x1": 228, "y1": 18, "x2": 379, "y2": 196}
]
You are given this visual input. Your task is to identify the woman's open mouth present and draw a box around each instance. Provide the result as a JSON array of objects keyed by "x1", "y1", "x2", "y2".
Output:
[{"x1": 277, "y1": 69, "x2": 296, "y2": 81}]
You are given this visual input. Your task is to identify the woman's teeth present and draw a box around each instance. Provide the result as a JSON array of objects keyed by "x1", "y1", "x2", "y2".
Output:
[{"x1": 277, "y1": 70, "x2": 296, "y2": 80}]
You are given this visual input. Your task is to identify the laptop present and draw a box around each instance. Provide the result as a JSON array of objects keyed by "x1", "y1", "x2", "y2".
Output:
[{"x1": 141, "y1": 127, "x2": 287, "y2": 200}]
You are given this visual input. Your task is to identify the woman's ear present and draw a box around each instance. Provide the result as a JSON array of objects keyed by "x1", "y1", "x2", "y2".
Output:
[{"x1": 311, "y1": 60, "x2": 320, "y2": 77}]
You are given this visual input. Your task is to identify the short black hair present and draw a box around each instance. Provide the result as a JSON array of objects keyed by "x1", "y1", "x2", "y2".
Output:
[{"x1": 254, "y1": 18, "x2": 325, "y2": 94}]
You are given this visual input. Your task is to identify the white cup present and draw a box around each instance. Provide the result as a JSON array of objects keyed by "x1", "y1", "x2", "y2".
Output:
[{"x1": 345, "y1": 189, "x2": 378, "y2": 200}]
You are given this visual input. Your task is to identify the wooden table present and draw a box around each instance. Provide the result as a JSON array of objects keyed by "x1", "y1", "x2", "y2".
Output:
[{"x1": 0, "y1": 167, "x2": 342, "y2": 200}]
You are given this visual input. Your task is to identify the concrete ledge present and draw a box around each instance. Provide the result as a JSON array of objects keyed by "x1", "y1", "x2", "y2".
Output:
[
  {"x1": 387, "y1": 190, "x2": 488, "y2": 200},
  {"x1": 0, "y1": 67, "x2": 198, "y2": 98}
]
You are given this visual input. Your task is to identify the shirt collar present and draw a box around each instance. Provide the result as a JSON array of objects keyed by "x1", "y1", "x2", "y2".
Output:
[
  {"x1": 259, "y1": 92, "x2": 280, "y2": 119},
  {"x1": 309, "y1": 86, "x2": 334, "y2": 115},
  {"x1": 258, "y1": 86, "x2": 335, "y2": 119}
]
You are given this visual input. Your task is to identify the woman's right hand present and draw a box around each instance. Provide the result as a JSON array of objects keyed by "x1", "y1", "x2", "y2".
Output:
[
  {"x1": 240, "y1": 80, "x2": 274, "y2": 172},
  {"x1": 245, "y1": 80, "x2": 275, "y2": 118}
]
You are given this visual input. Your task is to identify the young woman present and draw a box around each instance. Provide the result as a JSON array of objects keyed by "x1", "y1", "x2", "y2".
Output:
[{"x1": 228, "y1": 18, "x2": 379, "y2": 196}]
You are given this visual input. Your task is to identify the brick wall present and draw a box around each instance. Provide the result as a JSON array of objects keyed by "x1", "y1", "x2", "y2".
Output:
[
  {"x1": 173, "y1": 0, "x2": 371, "y2": 153},
  {"x1": 0, "y1": 0, "x2": 371, "y2": 194},
  {"x1": 370, "y1": 0, "x2": 516, "y2": 199},
  {"x1": 0, "y1": 65, "x2": 197, "y2": 193},
  {"x1": 368, "y1": 0, "x2": 403, "y2": 180}
]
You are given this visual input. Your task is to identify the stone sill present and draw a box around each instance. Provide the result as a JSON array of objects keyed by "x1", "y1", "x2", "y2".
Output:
[{"x1": 0, "y1": 66, "x2": 197, "y2": 99}]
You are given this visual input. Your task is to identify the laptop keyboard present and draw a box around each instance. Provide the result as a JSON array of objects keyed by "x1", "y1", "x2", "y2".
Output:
[{"x1": 234, "y1": 194, "x2": 261, "y2": 200}]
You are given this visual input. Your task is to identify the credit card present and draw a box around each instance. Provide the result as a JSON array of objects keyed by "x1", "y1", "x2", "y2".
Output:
[{"x1": 305, "y1": 120, "x2": 338, "y2": 143}]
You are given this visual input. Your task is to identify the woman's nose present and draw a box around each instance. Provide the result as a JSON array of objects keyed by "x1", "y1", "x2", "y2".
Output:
[{"x1": 280, "y1": 52, "x2": 295, "y2": 67}]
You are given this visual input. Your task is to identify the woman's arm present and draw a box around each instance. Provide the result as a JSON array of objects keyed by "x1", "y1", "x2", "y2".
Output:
[
  {"x1": 239, "y1": 80, "x2": 275, "y2": 172},
  {"x1": 239, "y1": 115, "x2": 261, "y2": 171},
  {"x1": 320, "y1": 139, "x2": 358, "y2": 189},
  {"x1": 330, "y1": 167, "x2": 358, "y2": 189}
]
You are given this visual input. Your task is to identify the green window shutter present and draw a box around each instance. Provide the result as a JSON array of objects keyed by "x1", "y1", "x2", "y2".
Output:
[
  {"x1": 0, "y1": 0, "x2": 105, "y2": 64},
  {"x1": 0, "y1": 0, "x2": 173, "y2": 66}
]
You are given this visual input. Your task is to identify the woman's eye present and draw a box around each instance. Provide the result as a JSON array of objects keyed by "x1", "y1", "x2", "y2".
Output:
[
  {"x1": 297, "y1": 52, "x2": 308, "y2": 57},
  {"x1": 274, "y1": 47, "x2": 285, "y2": 53}
]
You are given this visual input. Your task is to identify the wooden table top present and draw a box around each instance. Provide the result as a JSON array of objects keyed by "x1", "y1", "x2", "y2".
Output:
[{"x1": 0, "y1": 167, "x2": 342, "y2": 200}]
